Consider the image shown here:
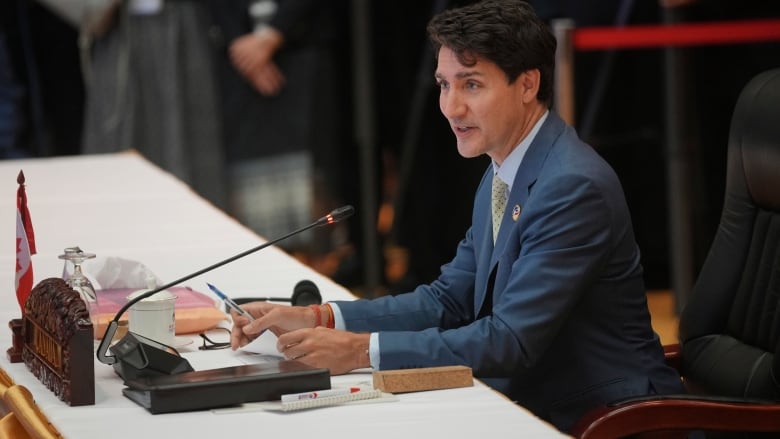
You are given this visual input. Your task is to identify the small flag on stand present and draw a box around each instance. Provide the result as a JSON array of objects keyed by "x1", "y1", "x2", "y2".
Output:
[{"x1": 15, "y1": 170, "x2": 36, "y2": 313}]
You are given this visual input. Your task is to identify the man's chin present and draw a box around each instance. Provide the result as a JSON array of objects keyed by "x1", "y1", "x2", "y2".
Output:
[{"x1": 456, "y1": 142, "x2": 482, "y2": 159}]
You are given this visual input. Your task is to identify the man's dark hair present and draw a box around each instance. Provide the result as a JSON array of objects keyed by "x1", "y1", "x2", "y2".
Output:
[{"x1": 427, "y1": 0, "x2": 556, "y2": 105}]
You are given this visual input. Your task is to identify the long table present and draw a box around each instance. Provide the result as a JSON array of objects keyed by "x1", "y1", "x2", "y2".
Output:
[{"x1": 0, "y1": 151, "x2": 567, "y2": 438}]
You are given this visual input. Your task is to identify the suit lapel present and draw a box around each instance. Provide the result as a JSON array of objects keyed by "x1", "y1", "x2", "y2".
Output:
[
  {"x1": 492, "y1": 113, "x2": 565, "y2": 259},
  {"x1": 476, "y1": 113, "x2": 567, "y2": 314},
  {"x1": 474, "y1": 168, "x2": 495, "y2": 308}
]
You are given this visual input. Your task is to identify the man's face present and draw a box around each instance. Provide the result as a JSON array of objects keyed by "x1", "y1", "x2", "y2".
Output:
[{"x1": 435, "y1": 47, "x2": 532, "y2": 164}]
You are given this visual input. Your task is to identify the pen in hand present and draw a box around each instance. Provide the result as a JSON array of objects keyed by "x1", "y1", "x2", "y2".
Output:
[{"x1": 207, "y1": 283, "x2": 255, "y2": 322}]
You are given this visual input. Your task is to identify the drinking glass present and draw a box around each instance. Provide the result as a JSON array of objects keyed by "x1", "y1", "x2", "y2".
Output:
[{"x1": 60, "y1": 247, "x2": 99, "y2": 338}]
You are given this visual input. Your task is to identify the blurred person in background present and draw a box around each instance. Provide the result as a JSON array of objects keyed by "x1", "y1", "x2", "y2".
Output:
[
  {"x1": 1, "y1": 0, "x2": 84, "y2": 160},
  {"x1": 81, "y1": 0, "x2": 227, "y2": 209},
  {"x1": 207, "y1": 0, "x2": 353, "y2": 264}
]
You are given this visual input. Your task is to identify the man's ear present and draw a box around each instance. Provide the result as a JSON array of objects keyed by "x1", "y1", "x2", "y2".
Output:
[{"x1": 519, "y1": 69, "x2": 541, "y2": 104}]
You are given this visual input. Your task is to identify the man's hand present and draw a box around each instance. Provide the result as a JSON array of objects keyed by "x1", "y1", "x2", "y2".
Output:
[
  {"x1": 278, "y1": 328, "x2": 371, "y2": 375},
  {"x1": 228, "y1": 27, "x2": 286, "y2": 95},
  {"x1": 229, "y1": 302, "x2": 371, "y2": 375},
  {"x1": 247, "y1": 62, "x2": 286, "y2": 96},
  {"x1": 229, "y1": 301, "x2": 315, "y2": 349}
]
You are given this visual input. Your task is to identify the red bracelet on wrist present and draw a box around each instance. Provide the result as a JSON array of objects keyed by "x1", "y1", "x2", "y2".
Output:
[
  {"x1": 309, "y1": 304, "x2": 322, "y2": 327},
  {"x1": 323, "y1": 303, "x2": 335, "y2": 329}
]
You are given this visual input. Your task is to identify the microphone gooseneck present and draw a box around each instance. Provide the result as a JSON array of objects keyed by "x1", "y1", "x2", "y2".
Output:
[{"x1": 97, "y1": 205, "x2": 354, "y2": 365}]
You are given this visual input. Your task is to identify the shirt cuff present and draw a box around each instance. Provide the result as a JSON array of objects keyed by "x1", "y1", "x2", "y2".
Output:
[
  {"x1": 369, "y1": 333, "x2": 380, "y2": 369},
  {"x1": 329, "y1": 302, "x2": 346, "y2": 329}
]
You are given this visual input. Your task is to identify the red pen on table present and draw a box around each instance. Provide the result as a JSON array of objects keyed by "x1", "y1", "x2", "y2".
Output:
[{"x1": 281, "y1": 387, "x2": 362, "y2": 403}]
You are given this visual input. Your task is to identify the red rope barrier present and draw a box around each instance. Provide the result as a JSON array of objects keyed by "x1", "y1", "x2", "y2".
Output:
[{"x1": 573, "y1": 19, "x2": 780, "y2": 51}]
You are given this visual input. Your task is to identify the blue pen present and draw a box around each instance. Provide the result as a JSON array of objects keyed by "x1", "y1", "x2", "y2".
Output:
[{"x1": 207, "y1": 283, "x2": 255, "y2": 321}]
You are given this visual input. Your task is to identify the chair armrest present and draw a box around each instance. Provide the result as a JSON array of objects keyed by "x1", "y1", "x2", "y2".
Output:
[{"x1": 571, "y1": 395, "x2": 780, "y2": 439}]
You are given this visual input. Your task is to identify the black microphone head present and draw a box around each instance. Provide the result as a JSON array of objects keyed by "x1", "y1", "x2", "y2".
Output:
[
  {"x1": 291, "y1": 280, "x2": 322, "y2": 306},
  {"x1": 318, "y1": 205, "x2": 355, "y2": 226}
]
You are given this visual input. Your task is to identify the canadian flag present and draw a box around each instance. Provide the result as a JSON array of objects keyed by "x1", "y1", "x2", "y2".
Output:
[{"x1": 15, "y1": 170, "x2": 36, "y2": 313}]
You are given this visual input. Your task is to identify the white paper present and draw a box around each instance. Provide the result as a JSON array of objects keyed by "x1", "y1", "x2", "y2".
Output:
[
  {"x1": 238, "y1": 330, "x2": 283, "y2": 357},
  {"x1": 183, "y1": 347, "x2": 279, "y2": 370}
]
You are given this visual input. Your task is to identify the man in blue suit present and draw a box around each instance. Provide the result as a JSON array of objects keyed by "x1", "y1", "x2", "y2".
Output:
[{"x1": 230, "y1": 0, "x2": 684, "y2": 432}]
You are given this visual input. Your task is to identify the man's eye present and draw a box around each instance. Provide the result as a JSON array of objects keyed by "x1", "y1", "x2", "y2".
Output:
[{"x1": 437, "y1": 81, "x2": 449, "y2": 90}]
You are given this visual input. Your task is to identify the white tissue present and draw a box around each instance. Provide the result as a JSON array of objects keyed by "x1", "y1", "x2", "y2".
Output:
[{"x1": 70, "y1": 256, "x2": 163, "y2": 290}]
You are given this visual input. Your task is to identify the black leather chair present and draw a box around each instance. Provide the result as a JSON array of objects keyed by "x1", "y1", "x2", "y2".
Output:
[{"x1": 571, "y1": 68, "x2": 780, "y2": 438}]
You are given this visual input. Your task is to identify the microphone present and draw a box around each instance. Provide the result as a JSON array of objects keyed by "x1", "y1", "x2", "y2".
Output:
[
  {"x1": 96, "y1": 205, "x2": 354, "y2": 380},
  {"x1": 290, "y1": 279, "x2": 321, "y2": 306}
]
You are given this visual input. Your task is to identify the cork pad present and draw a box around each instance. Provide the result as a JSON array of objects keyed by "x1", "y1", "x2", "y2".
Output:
[{"x1": 372, "y1": 366, "x2": 473, "y2": 393}]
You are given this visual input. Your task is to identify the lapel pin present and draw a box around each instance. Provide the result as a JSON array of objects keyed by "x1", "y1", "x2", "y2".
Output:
[{"x1": 512, "y1": 205, "x2": 522, "y2": 221}]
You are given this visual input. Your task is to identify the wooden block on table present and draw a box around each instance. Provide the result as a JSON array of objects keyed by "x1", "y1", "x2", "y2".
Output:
[{"x1": 372, "y1": 365, "x2": 473, "y2": 393}]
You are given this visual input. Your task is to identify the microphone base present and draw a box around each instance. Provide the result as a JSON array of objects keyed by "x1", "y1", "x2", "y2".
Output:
[{"x1": 109, "y1": 332, "x2": 194, "y2": 382}]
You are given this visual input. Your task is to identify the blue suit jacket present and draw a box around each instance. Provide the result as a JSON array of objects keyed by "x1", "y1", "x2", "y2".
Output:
[{"x1": 336, "y1": 112, "x2": 683, "y2": 432}]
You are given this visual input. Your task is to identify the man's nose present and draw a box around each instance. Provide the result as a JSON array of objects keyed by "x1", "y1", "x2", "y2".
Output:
[{"x1": 440, "y1": 91, "x2": 465, "y2": 119}]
